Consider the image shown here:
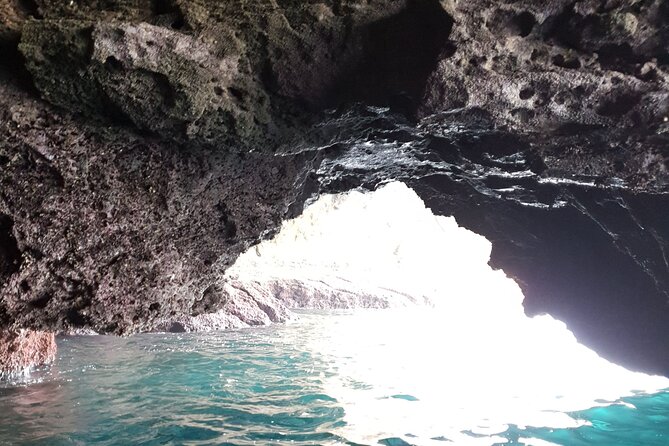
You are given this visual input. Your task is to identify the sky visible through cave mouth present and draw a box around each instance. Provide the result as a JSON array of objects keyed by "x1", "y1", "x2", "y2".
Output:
[{"x1": 1, "y1": 182, "x2": 669, "y2": 446}]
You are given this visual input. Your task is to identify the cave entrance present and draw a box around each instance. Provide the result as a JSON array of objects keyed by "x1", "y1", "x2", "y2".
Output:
[
  {"x1": 222, "y1": 182, "x2": 667, "y2": 444},
  {"x1": 226, "y1": 181, "x2": 510, "y2": 313}
]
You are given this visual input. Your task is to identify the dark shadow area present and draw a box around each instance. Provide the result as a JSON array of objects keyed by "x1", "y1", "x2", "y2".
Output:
[
  {"x1": 486, "y1": 9, "x2": 536, "y2": 38},
  {"x1": 552, "y1": 54, "x2": 581, "y2": 70},
  {"x1": 415, "y1": 177, "x2": 669, "y2": 375},
  {"x1": 597, "y1": 43, "x2": 641, "y2": 73},
  {"x1": 596, "y1": 91, "x2": 642, "y2": 117},
  {"x1": 15, "y1": 0, "x2": 41, "y2": 19},
  {"x1": 336, "y1": 0, "x2": 454, "y2": 117},
  {"x1": 513, "y1": 11, "x2": 537, "y2": 38},
  {"x1": 0, "y1": 44, "x2": 41, "y2": 98},
  {"x1": 151, "y1": 0, "x2": 187, "y2": 30},
  {"x1": 0, "y1": 215, "x2": 21, "y2": 285}
]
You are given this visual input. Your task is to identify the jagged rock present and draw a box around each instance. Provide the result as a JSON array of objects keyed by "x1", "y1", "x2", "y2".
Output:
[
  {"x1": 16, "y1": 0, "x2": 449, "y2": 149},
  {"x1": 0, "y1": 329, "x2": 56, "y2": 376},
  {"x1": 223, "y1": 277, "x2": 424, "y2": 310},
  {"x1": 0, "y1": 0, "x2": 668, "y2": 375},
  {"x1": 422, "y1": 0, "x2": 669, "y2": 132},
  {"x1": 18, "y1": 17, "x2": 276, "y2": 147},
  {"x1": 153, "y1": 279, "x2": 296, "y2": 332},
  {"x1": 152, "y1": 276, "x2": 422, "y2": 333},
  {"x1": 0, "y1": 68, "x2": 314, "y2": 335},
  {"x1": 0, "y1": 214, "x2": 21, "y2": 284}
]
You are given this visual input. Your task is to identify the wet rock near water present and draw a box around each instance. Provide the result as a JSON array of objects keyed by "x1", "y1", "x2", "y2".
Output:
[{"x1": 0, "y1": 329, "x2": 56, "y2": 376}]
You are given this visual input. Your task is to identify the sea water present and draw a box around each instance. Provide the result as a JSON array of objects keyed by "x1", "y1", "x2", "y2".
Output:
[{"x1": 0, "y1": 310, "x2": 667, "y2": 446}]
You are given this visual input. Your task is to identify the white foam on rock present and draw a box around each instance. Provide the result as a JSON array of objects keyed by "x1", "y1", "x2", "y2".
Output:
[{"x1": 227, "y1": 181, "x2": 669, "y2": 445}]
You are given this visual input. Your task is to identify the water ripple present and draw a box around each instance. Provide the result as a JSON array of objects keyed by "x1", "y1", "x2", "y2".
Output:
[{"x1": 0, "y1": 312, "x2": 668, "y2": 446}]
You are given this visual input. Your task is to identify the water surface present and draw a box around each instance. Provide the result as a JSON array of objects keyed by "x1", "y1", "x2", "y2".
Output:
[{"x1": 1, "y1": 310, "x2": 667, "y2": 446}]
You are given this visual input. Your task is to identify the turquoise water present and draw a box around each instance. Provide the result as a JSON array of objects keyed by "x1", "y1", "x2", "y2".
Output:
[{"x1": 0, "y1": 311, "x2": 667, "y2": 446}]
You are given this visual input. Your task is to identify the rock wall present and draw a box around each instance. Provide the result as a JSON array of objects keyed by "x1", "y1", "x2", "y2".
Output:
[
  {"x1": 423, "y1": 0, "x2": 669, "y2": 132},
  {"x1": 0, "y1": 329, "x2": 56, "y2": 376},
  {"x1": 0, "y1": 66, "x2": 314, "y2": 334},
  {"x1": 0, "y1": 0, "x2": 668, "y2": 373}
]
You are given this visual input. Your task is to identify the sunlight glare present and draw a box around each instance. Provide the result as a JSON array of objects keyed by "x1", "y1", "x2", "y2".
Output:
[{"x1": 227, "y1": 181, "x2": 669, "y2": 445}]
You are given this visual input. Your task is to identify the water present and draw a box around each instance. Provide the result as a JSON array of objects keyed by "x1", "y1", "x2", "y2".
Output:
[{"x1": 1, "y1": 310, "x2": 668, "y2": 446}]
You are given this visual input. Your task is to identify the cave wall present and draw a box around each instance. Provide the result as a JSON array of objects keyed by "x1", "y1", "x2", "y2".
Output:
[
  {"x1": 0, "y1": 67, "x2": 318, "y2": 333},
  {"x1": 0, "y1": 0, "x2": 668, "y2": 372}
]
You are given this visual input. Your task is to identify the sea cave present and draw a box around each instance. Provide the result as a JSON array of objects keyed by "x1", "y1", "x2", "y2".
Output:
[{"x1": 1, "y1": 0, "x2": 669, "y2": 445}]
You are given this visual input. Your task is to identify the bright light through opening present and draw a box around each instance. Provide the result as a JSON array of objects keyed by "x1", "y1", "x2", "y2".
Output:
[{"x1": 226, "y1": 182, "x2": 669, "y2": 445}]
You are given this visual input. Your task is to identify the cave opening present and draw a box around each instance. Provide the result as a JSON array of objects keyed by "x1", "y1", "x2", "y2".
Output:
[
  {"x1": 218, "y1": 181, "x2": 669, "y2": 444},
  {"x1": 2, "y1": 0, "x2": 669, "y2": 442}
]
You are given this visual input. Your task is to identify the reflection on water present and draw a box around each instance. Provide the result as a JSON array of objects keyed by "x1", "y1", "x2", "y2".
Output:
[
  {"x1": 0, "y1": 380, "x2": 74, "y2": 442},
  {"x1": 221, "y1": 181, "x2": 669, "y2": 445},
  {"x1": 0, "y1": 311, "x2": 667, "y2": 446},
  {"x1": 309, "y1": 309, "x2": 669, "y2": 445}
]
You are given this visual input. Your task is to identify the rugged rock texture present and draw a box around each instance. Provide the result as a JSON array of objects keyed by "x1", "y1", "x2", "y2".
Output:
[
  {"x1": 423, "y1": 0, "x2": 669, "y2": 131},
  {"x1": 12, "y1": 0, "x2": 452, "y2": 148},
  {"x1": 0, "y1": 0, "x2": 668, "y2": 373},
  {"x1": 154, "y1": 279, "x2": 295, "y2": 332},
  {"x1": 154, "y1": 277, "x2": 417, "y2": 332},
  {"x1": 0, "y1": 67, "x2": 313, "y2": 334},
  {"x1": 0, "y1": 329, "x2": 56, "y2": 376}
]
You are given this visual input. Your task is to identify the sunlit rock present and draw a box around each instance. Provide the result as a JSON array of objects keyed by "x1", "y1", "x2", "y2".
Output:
[
  {"x1": 154, "y1": 279, "x2": 294, "y2": 332},
  {"x1": 0, "y1": 330, "x2": 56, "y2": 377}
]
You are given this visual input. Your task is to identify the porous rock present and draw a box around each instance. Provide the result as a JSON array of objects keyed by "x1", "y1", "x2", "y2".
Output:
[
  {"x1": 0, "y1": 0, "x2": 669, "y2": 375},
  {"x1": 0, "y1": 329, "x2": 56, "y2": 376}
]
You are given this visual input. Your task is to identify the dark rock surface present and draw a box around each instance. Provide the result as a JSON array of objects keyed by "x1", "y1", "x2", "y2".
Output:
[
  {"x1": 422, "y1": 0, "x2": 669, "y2": 132},
  {"x1": 0, "y1": 65, "x2": 314, "y2": 334},
  {"x1": 0, "y1": 0, "x2": 668, "y2": 373}
]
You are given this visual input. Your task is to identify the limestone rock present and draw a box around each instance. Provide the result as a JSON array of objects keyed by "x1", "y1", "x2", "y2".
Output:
[{"x1": 421, "y1": 0, "x2": 669, "y2": 132}]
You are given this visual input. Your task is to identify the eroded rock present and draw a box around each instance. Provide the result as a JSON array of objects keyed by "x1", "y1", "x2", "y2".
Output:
[
  {"x1": 1, "y1": 0, "x2": 669, "y2": 374},
  {"x1": 422, "y1": 0, "x2": 669, "y2": 132},
  {"x1": 0, "y1": 329, "x2": 55, "y2": 376},
  {"x1": 0, "y1": 68, "x2": 314, "y2": 335}
]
